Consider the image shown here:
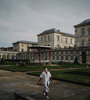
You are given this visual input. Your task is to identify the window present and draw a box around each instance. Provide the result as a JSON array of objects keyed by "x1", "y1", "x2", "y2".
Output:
[
  {"x1": 81, "y1": 40, "x2": 84, "y2": 46},
  {"x1": 81, "y1": 28, "x2": 85, "y2": 36},
  {"x1": 65, "y1": 51, "x2": 68, "y2": 54},
  {"x1": 65, "y1": 56, "x2": 68, "y2": 60},
  {"x1": 56, "y1": 52, "x2": 59, "y2": 56},
  {"x1": 70, "y1": 39, "x2": 72, "y2": 44},
  {"x1": 70, "y1": 56, "x2": 74, "y2": 60},
  {"x1": 48, "y1": 35, "x2": 50, "y2": 41},
  {"x1": 61, "y1": 56, "x2": 63, "y2": 60},
  {"x1": 56, "y1": 56, "x2": 59, "y2": 60},
  {"x1": 57, "y1": 35, "x2": 59, "y2": 41},
  {"x1": 70, "y1": 51, "x2": 74, "y2": 54},
  {"x1": 22, "y1": 44, "x2": 23, "y2": 47},
  {"x1": 41, "y1": 37, "x2": 43, "y2": 42},
  {"x1": 88, "y1": 28, "x2": 90, "y2": 35},
  {"x1": 65, "y1": 38, "x2": 68, "y2": 43},
  {"x1": 61, "y1": 51, "x2": 63, "y2": 54},
  {"x1": 44, "y1": 36, "x2": 46, "y2": 41}
]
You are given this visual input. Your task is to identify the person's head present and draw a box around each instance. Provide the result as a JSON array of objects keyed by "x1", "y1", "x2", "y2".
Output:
[{"x1": 44, "y1": 67, "x2": 48, "y2": 72}]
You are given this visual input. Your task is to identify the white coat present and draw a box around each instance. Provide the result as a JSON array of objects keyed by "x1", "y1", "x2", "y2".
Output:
[{"x1": 40, "y1": 71, "x2": 52, "y2": 92}]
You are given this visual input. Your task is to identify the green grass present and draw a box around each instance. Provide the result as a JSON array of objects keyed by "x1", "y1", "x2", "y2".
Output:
[
  {"x1": 28, "y1": 69, "x2": 90, "y2": 85},
  {"x1": 0, "y1": 61, "x2": 17, "y2": 65},
  {"x1": 0, "y1": 65, "x2": 62, "y2": 72},
  {"x1": 60, "y1": 63, "x2": 90, "y2": 68},
  {"x1": 0, "y1": 63, "x2": 90, "y2": 72},
  {"x1": 0, "y1": 65, "x2": 41, "y2": 72}
]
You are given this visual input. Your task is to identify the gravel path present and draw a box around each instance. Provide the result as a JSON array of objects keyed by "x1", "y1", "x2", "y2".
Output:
[{"x1": 0, "y1": 69, "x2": 90, "y2": 100}]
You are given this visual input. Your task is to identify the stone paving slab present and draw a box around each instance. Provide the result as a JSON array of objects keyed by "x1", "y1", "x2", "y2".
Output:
[{"x1": 0, "y1": 69, "x2": 90, "y2": 100}]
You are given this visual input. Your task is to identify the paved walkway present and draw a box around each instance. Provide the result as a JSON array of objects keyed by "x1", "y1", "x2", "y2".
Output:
[{"x1": 0, "y1": 69, "x2": 90, "y2": 100}]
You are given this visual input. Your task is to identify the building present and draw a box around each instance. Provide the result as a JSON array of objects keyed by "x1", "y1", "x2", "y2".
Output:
[
  {"x1": 74, "y1": 19, "x2": 90, "y2": 47},
  {"x1": 0, "y1": 47, "x2": 13, "y2": 51},
  {"x1": 37, "y1": 28, "x2": 75, "y2": 49},
  {"x1": 0, "y1": 19, "x2": 90, "y2": 64},
  {"x1": 26, "y1": 46, "x2": 90, "y2": 64},
  {"x1": 13, "y1": 40, "x2": 37, "y2": 52},
  {"x1": 0, "y1": 51, "x2": 18, "y2": 61}
]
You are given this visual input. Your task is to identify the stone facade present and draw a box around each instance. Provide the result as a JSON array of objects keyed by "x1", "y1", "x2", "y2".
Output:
[
  {"x1": 37, "y1": 28, "x2": 75, "y2": 49},
  {"x1": 74, "y1": 19, "x2": 90, "y2": 47},
  {"x1": 13, "y1": 40, "x2": 37, "y2": 52}
]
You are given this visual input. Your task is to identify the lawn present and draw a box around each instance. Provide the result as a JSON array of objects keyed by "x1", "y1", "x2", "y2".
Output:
[
  {"x1": 27, "y1": 69, "x2": 90, "y2": 86},
  {"x1": 0, "y1": 65, "x2": 62, "y2": 72},
  {"x1": 60, "y1": 63, "x2": 90, "y2": 68},
  {"x1": 0, "y1": 62, "x2": 90, "y2": 85},
  {"x1": 0, "y1": 63, "x2": 90, "y2": 72}
]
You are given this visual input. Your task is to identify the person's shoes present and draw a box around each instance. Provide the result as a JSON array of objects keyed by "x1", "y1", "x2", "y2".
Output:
[{"x1": 46, "y1": 96, "x2": 49, "y2": 99}]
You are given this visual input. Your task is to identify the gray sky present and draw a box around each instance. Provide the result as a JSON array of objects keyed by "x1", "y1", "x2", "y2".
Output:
[{"x1": 0, "y1": 0, "x2": 90, "y2": 47}]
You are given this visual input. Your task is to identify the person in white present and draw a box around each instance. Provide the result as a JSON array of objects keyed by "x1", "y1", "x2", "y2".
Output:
[{"x1": 37, "y1": 67, "x2": 52, "y2": 99}]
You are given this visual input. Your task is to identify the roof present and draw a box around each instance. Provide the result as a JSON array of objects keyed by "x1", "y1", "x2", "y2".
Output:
[
  {"x1": 13, "y1": 40, "x2": 37, "y2": 45},
  {"x1": 28, "y1": 45, "x2": 51, "y2": 49},
  {"x1": 37, "y1": 28, "x2": 75, "y2": 37},
  {"x1": 37, "y1": 28, "x2": 60, "y2": 36},
  {"x1": 60, "y1": 32, "x2": 75, "y2": 37},
  {"x1": 74, "y1": 19, "x2": 90, "y2": 28}
]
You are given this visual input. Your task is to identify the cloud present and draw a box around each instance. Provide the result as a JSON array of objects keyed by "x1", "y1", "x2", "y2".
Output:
[{"x1": 0, "y1": 0, "x2": 90, "y2": 47}]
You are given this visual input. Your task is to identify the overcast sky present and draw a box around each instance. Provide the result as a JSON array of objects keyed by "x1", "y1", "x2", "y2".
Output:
[{"x1": 0, "y1": 0, "x2": 90, "y2": 47}]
